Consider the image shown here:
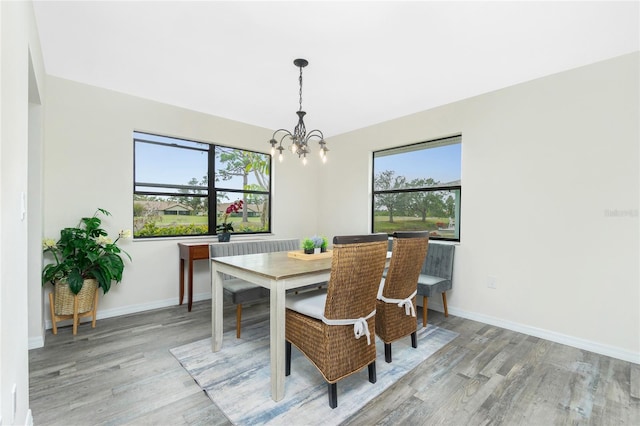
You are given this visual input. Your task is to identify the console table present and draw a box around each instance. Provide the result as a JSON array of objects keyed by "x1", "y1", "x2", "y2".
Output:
[{"x1": 178, "y1": 242, "x2": 211, "y2": 311}]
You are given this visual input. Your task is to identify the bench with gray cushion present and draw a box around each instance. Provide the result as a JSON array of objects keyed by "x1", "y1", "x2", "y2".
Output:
[
  {"x1": 387, "y1": 240, "x2": 455, "y2": 327},
  {"x1": 417, "y1": 243, "x2": 455, "y2": 327},
  {"x1": 209, "y1": 239, "x2": 307, "y2": 338}
]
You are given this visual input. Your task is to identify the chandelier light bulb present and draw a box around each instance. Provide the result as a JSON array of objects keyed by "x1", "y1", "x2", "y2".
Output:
[
  {"x1": 279, "y1": 152, "x2": 283, "y2": 162},
  {"x1": 302, "y1": 156, "x2": 307, "y2": 166},
  {"x1": 271, "y1": 146, "x2": 275, "y2": 156},
  {"x1": 322, "y1": 154, "x2": 327, "y2": 164}
]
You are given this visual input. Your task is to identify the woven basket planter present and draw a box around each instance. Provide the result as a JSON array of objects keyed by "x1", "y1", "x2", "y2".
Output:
[{"x1": 54, "y1": 278, "x2": 98, "y2": 316}]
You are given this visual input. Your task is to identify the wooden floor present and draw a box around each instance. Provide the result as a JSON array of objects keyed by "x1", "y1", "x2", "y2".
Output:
[{"x1": 29, "y1": 300, "x2": 639, "y2": 425}]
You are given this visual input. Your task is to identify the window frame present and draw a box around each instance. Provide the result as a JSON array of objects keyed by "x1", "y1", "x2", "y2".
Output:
[
  {"x1": 371, "y1": 135, "x2": 461, "y2": 242},
  {"x1": 133, "y1": 131, "x2": 272, "y2": 239}
]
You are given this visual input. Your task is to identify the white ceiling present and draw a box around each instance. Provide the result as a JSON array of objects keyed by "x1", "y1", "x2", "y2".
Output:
[{"x1": 32, "y1": 1, "x2": 639, "y2": 138}]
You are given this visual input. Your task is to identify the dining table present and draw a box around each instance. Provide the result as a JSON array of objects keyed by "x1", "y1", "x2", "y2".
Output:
[{"x1": 210, "y1": 251, "x2": 334, "y2": 402}]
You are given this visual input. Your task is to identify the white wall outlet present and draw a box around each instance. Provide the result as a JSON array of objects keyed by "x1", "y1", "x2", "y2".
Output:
[{"x1": 487, "y1": 276, "x2": 497, "y2": 289}]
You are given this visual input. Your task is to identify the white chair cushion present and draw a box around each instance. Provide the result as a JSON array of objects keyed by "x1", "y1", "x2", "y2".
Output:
[
  {"x1": 285, "y1": 289, "x2": 327, "y2": 320},
  {"x1": 286, "y1": 288, "x2": 376, "y2": 345}
]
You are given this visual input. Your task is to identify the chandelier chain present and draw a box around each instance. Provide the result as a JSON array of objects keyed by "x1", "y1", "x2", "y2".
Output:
[{"x1": 298, "y1": 66, "x2": 303, "y2": 112}]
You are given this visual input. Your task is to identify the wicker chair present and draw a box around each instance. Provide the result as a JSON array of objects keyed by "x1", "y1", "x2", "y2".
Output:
[
  {"x1": 285, "y1": 233, "x2": 389, "y2": 409},
  {"x1": 376, "y1": 231, "x2": 429, "y2": 363}
]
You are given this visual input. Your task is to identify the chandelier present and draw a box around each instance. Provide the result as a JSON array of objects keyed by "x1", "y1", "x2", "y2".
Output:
[{"x1": 269, "y1": 58, "x2": 328, "y2": 165}]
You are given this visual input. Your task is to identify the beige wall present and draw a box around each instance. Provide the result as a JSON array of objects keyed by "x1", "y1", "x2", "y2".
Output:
[
  {"x1": 39, "y1": 75, "x2": 323, "y2": 330},
  {"x1": 320, "y1": 52, "x2": 639, "y2": 362}
]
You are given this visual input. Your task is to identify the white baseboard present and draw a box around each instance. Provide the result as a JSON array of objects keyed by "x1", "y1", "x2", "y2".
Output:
[
  {"x1": 417, "y1": 297, "x2": 639, "y2": 364},
  {"x1": 28, "y1": 336, "x2": 45, "y2": 350},
  {"x1": 445, "y1": 306, "x2": 640, "y2": 365}
]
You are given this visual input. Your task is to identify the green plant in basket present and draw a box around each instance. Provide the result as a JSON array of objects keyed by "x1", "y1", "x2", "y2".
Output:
[{"x1": 42, "y1": 208, "x2": 132, "y2": 295}]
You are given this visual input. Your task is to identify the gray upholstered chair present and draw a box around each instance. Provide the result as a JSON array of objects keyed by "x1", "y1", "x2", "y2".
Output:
[
  {"x1": 376, "y1": 231, "x2": 429, "y2": 363},
  {"x1": 209, "y1": 239, "x2": 300, "y2": 338},
  {"x1": 416, "y1": 243, "x2": 455, "y2": 327},
  {"x1": 285, "y1": 233, "x2": 388, "y2": 409}
]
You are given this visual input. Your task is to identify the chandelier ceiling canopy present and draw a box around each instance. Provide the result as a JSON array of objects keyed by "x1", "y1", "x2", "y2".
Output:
[{"x1": 269, "y1": 59, "x2": 328, "y2": 165}]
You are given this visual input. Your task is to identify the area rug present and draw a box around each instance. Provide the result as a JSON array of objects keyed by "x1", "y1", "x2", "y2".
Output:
[{"x1": 170, "y1": 319, "x2": 458, "y2": 425}]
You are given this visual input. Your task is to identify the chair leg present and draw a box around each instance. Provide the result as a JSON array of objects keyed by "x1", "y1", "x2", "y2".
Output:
[
  {"x1": 328, "y1": 383, "x2": 337, "y2": 409},
  {"x1": 384, "y1": 343, "x2": 392, "y2": 363},
  {"x1": 411, "y1": 331, "x2": 417, "y2": 348},
  {"x1": 285, "y1": 341, "x2": 291, "y2": 376},
  {"x1": 422, "y1": 296, "x2": 429, "y2": 327},
  {"x1": 442, "y1": 292, "x2": 449, "y2": 317},
  {"x1": 236, "y1": 304, "x2": 242, "y2": 338},
  {"x1": 368, "y1": 361, "x2": 377, "y2": 383}
]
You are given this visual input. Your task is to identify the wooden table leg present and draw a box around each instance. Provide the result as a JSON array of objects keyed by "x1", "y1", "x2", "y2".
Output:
[
  {"x1": 179, "y1": 258, "x2": 185, "y2": 305},
  {"x1": 211, "y1": 263, "x2": 224, "y2": 352},
  {"x1": 179, "y1": 243, "x2": 211, "y2": 312},
  {"x1": 270, "y1": 279, "x2": 286, "y2": 401},
  {"x1": 188, "y1": 257, "x2": 194, "y2": 312}
]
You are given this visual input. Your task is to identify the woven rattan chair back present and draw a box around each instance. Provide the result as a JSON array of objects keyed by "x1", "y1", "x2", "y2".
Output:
[
  {"x1": 376, "y1": 231, "x2": 429, "y2": 362},
  {"x1": 324, "y1": 234, "x2": 390, "y2": 321},
  {"x1": 285, "y1": 233, "x2": 388, "y2": 408}
]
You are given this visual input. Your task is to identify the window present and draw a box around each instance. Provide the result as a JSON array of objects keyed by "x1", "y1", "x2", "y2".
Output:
[
  {"x1": 372, "y1": 135, "x2": 461, "y2": 241},
  {"x1": 133, "y1": 132, "x2": 271, "y2": 238}
]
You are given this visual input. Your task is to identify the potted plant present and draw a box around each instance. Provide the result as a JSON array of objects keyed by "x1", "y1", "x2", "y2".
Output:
[
  {"x1": 302, "y1": 235, "x2": 327, "y2": 254},
  {"x1": 302, "y1": 238, "x2": 315, "y2": 254},
  {"x1": 42, "y1": 208, "x2": 131, "y2": 316},
  {"x1": 310, "y1": 235, "x2": 324, "y2": 254},
  {"x1": 216, "y1": 199, "x2": 243, "y2": 242}
]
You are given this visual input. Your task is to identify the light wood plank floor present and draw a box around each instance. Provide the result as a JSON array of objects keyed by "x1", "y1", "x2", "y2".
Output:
[{"x1": 29, "y1": 300, "x2": 639, "y2": 425}]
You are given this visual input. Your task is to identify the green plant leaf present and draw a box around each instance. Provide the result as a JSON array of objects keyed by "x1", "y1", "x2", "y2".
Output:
[
  {"x1": 68, "y1": 270, "x2": 84, "y2": 294},
  {"x1": 92, "y1": 268, "x2": 110, "y2": 294}
]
